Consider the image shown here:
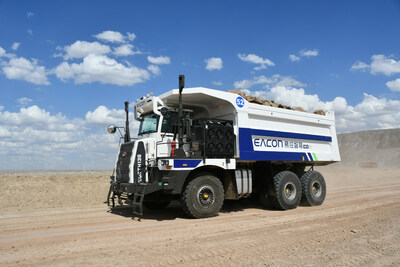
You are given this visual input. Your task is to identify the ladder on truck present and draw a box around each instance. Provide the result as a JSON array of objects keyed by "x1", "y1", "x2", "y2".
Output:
[{"x1": 132, "y1": 185, "x2": 146, "y2": 217}]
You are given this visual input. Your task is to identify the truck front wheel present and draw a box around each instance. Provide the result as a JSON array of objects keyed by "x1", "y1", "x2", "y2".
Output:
[
  {"x1": 300, "y1": 171, "x2": 326, "y2": 206},
  {"x1": 181, "y1": 173, "x2": 224, "y2": 219},
  {"x1": 271, "y1": 171, "x2": 302, "y2": 210}
]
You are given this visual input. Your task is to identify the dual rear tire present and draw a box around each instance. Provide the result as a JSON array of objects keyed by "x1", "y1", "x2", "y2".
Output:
[{"x1": 265, "y1": 170, "x2": 326, "y2": 210}]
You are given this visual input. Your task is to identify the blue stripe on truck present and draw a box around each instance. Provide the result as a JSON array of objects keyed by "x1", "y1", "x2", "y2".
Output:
[
  {"x1": 239, "y1": 128, "x2": 332, "y2": 142},
  {"x1": 174, "y1": 159, "x2": 202, "y2": 168},
  {"x1": 238, "y1": 128, "x2": 331, "y2": 161}
]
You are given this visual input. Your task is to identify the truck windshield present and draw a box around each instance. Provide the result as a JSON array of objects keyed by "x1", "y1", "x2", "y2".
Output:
[{"x1": 138, "y1": 113, "x2": 160, "y2": 135}]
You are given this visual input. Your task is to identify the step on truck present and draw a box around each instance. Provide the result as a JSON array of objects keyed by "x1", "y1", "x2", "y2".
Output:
[{"x1": 107, "y1": 75, "x2": 340, "y2": 218}]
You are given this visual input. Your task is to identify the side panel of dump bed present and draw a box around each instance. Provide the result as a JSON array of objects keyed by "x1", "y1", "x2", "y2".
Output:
[{"x1": 237, "y1": 103, "x2": 340, "y2": 164}]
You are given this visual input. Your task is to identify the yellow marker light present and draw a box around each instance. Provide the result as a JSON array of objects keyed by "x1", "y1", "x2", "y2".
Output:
[
  {"x1": 302, "y1": 156, "x2": 305, "y2": 161},
  {"x1": 183, "y1": 164, "x2": 187, "y2": 167}
]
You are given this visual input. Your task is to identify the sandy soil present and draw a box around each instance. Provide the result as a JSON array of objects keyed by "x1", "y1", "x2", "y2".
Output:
[{"x1": 0, "y1": 167, "x2": 399, "y2": 266}]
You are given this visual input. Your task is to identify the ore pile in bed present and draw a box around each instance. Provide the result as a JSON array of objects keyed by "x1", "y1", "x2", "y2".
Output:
[{"x1": 228, "y1": 90, "x2": 326, "y2": 116}]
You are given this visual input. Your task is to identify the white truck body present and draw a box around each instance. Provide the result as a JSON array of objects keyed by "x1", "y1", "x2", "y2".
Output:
[
  {"x1": 108, "y1": 83, "x2": 340, "y2": 218},
  {"x1": 158, "y1": 87, "x2": 340, "y2": 164}
]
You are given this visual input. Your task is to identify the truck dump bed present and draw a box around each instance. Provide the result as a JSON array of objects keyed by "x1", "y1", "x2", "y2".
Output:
[{"x1": 159, "y1": 87, "x2": 340, "y2": 165}]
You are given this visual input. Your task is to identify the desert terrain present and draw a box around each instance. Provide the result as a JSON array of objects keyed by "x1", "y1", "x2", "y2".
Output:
[{"x1": 1, "y1": 129, "x2": 399, "y2": 266}]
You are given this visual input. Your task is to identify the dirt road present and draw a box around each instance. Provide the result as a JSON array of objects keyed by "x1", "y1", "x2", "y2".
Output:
[{"x1": 1, "y1": 168, "x2": 399, "y2": 266}]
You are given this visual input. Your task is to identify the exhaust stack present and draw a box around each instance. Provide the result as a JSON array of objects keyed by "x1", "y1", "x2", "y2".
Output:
[
  {"x1": 178, "y1": 75, "x2": 185, "y2": 148},
  {"x1": 124, "y1": 101, "x2": 131, "y2": 143}
]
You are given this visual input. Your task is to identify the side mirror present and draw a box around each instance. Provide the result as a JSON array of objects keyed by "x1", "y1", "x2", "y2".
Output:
[
  {"x1": 107, "y1": 125, "x2": 117, "y2": 134},
  {"x1": 160, "y1": 107, "x2": 170, "y2": 119}
]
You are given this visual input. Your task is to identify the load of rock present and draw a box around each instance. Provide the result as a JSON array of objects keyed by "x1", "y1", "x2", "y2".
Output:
[{"x1": 228, "y1": 90, "x2": 325, "y2": 116}]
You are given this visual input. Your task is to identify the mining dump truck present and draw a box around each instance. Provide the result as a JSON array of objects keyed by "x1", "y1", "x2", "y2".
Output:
[{"x1": 107, "y1": 75, "x2": 340, "y2": 218}]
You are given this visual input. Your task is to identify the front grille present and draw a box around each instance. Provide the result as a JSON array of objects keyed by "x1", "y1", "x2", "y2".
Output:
[{"x1": 116, "y1": 142, "x2": 134, "y2": 183}]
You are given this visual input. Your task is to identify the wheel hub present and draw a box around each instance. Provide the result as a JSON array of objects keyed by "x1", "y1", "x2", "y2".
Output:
[
  {"x1": 197, "y1": 185, "x2": 215, "y2": 206},
  {"x1": 312, "y1": 181, "x2": 322, "y2": 197},
  {"x1": 283, "y1": 182, "x2": 296, "y2": 201}
]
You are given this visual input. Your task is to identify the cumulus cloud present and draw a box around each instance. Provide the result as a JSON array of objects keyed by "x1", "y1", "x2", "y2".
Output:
[
  {"x1": 2, "y1": 57, "x2": 50, "y2": 85},
  {"x1": 242, "y1": 86, "x2": 400, "y2": 133},
  {"x1": 300, "y1": 49, "x2": 319, "y2": 57},
  {"x1": 386, "y1": 78, "x2": 400, "y2": 92},
  {"x1": 17, "y1": 97, "x2": 33, "y2": 107},
  {"x1": 234, "y1": 75, "x2": 305, "y2": 90},
  {"x1": 113, "y1": 44, "x2": 136, "y2": 56},
  {"x1": 351, "y1": 55, "x2": 400, "y2": 76},
  {"x1": 147, "y1": 56, "x2": 171, "y2": 65},
  {"x1": 0, "y1": 104, "x2": 137, "y2": 169},
  {"x1": 147, "y1": 65, "x2": 161, "y2": 76},
  {"x1": 94, "y1": 31, "x2": 135, "y2": 43},
  {"x1": 86, "y1": 105, "x2": 126, "y2": 126},
  {"x1": 370, "y1": 54, "x2": 400, "y2": 76},
  {"x1": 205, "y1": 57, "x2": 223, "y2": 71},
  {"x1": 212, "y1": 81, "x2": 223, "y2": 86},
  {"x1": 27, "y1": 12, "x2": 34, "y2": 18},
  {"x1": 238, "y1": 53, "x2": 274, "y2": 70},
  {"x1": 11, "y1": 42, "x2": 20, "y2": 51},
  {"x1": 350, "y1": 61, "x2": 369, "y2": 71},
  {"x1": 62, "y1": 41, "x2": 111, "y2": 59},
  {"x1": 0, "y1": 46, "x2": 15, "y2": 58},
  {"x1": 54, "y1": 54, "x2": 150, "y2": 86},
  {"x1": 289, "y1": 54, "x2": 300, "y2": 62}
]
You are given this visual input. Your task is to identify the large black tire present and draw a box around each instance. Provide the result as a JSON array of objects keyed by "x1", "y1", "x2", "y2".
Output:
[
  {"x1": 143, "y1": 200, "x2": 170, "y2": 210},
  {"x1": 270, "y1": 171, "x2": 302, "y2": 210},
  {"x1": 300, "y1": 171, "x2": 326, "y2": 206},
  {"x1": 180, "y1": 173, "x2": 224, "y2": 219}
]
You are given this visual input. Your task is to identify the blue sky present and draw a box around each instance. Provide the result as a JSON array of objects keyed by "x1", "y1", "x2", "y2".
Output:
[{"x1": 1, "y1": 0, "x2": 400, "y2": 169}]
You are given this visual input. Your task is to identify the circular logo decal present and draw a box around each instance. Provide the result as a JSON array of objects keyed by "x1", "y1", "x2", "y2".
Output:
[{"x1": 236, "y1": 96, "x2": 245, "y2": 108}]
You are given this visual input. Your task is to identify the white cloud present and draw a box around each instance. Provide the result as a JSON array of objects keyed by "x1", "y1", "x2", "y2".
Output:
[
  {"x1": 234, "y1": 75, "x2": 305, "y2": 90},
  {"x1": 205, "y1": 57, "x2": 223, "y2": 71},
  {"x1": 113, "y1": 44, "x2": 135, "y2": 56},
  {"x1": 243, "y1": 86, "x2": 400, "y2": 133},
  {"x1": 0, "y1": 106, "x2": 3, "y2": 111},
  {"x1": 350, "y1": 61, "x2": 369, "y2": 71},
  {"x1": 0, "y1": 46, "x2": 15, "y2": 58},
  {"x1": 126, "y1": 32, "x2": 136, "y2": 41},
  {"x1": 2, "y1": 57, "x2": 50, "y2": 85},
  {"x1": 27, "y1": 12, "x2": 34, "y2": 18},
  {"x1": 300, "y1": 49, "x2": 319, "y2": 57},
  {"x1": 94, "y1": 31, "x2": 133, "y2": 43},
  {"x1": 86, "y1": 105, "x2": 126, "y2": 126},
  {"x1": 212, "y1": 81, "x2": 223, "y2": 86},
  {"x1": 0, "y1": 104, "x2": 126, "y2": 170},
  {"x1": 17, "y1": 97, "x2": 33, "y2": 106},
  {"x1": 238, "y1": 53, "x2": 274, "y2": 70},
  {"x1": 370, "y1": 54, "x2": 400, "y2": 76},
  {"x1": 147, "y1": 56, "x2": 171, "y2": 65},
  {"x1": 0, "y1": 46, "x2": 5, "y2": 57},
  {"x1": 351, "y1": 55, "x2": 400, "y2": 76},
  {"x1": 62, "y1": 41, "x2": 111, "y2": 59},
  {"x1": 289, "y1": 54, "x2": 300, "y2": 62},
  {"x1": 11, "y1": 42, "x2": 20, "y2": 51},
  {"x1": 54, "y1": 54, "x2": 150, "y2": 86},
  {"x1": 27, "y1": 30, "x2": 33, "y2": 36},
  {"x1": 386, "y1": 78, "x2": 400, "y2": 92},
  {"x1": 147, "y1": 64, "x2": 161, "y2": 75}
]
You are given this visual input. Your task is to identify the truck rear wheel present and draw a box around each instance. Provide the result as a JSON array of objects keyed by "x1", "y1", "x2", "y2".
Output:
[
  {"x1": 300, "y1": 171, "x2": 326, "y2": 206},
  {"x1": 271, "y1": 171, "x2": 301, "y2": 210},
  {"x1": 181, "y1": 173, "x2": 224, "y2": 219}
]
